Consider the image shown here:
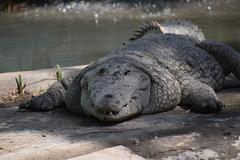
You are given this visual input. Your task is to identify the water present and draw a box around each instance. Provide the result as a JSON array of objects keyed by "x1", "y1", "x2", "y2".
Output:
[{"x1": 0, "y1": 0, "x2": 239, "y2": 73}]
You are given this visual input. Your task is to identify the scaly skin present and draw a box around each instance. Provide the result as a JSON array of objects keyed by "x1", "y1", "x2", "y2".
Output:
[{"x1": 19, "y1": 20, "x2": 240, "y2": 122}]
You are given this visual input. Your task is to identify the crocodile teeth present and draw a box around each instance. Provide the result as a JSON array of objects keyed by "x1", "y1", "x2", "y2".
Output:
[{"x1": 99, "y1": 110, "x2": 119, "y2": 116}]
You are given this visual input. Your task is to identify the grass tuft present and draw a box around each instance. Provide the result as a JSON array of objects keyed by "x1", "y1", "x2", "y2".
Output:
[
  {"x1": 55, "y1": 64, "x2": 63, "y2": 82},
  {"x1": 15, "y1": 73, "x2": 26, "y2": 95}
]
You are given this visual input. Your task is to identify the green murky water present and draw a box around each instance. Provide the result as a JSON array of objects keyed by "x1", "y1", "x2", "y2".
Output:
[{"x1": 0, "y1": 0, "x2": 239, "y2": 73}]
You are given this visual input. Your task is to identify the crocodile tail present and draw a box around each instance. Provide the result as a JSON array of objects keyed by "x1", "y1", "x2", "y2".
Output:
[
  {"x1": 129, "y1": 20, "x2": 206, "y2": 42},
  {"x1": 160, "y1": 20, "x2": 206, "y2": 41},
  {"x1": 129, "y1": 21, "x2": 163, "y2": 41}
]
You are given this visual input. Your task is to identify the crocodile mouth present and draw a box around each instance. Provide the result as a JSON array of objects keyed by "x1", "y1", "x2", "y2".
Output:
[
  {"x1": 93, "y1": 95, "x2": 143, "y2": 122},
  {"x1": 98, "y1": 110, "x2": 119, "y2": 116},
  {"x1": 97, "y1": 104, "x2": 129, "y2": 116},
  {"x1": 96, "y1": 103, "x2": 130, "y2": 119}
]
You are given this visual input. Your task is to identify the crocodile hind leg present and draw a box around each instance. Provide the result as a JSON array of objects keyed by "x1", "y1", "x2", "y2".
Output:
[
  {"x1": 180, "y1": 78, "x2": 224, "y2": 113},
  {"x1": 19, "y1": 82, "x2": 66, "y2": 111},
  {"x1": 197, "y1": 40, "x2": 240, "y2": 79}
]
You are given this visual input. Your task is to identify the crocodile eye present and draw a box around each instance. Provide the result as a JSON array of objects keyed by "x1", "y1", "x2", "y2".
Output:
[
  {"x1": 123, "y1": 70, "x2": 131, "y2": 76},
  {"x1": 139, "y1": 84, "x2": 149, "y2": 91},
  {"x1": 97, "y1": 68, "x2": 107, "y2": 76},
  {"x1": 139, "y1": 75, "x2": 150, "y2": 91},
  {"x1": 140, "y1": 74, "x2": 149, "y2": 82},
  {"x1": 81, "y1": 77, "x2": 88, "y2": 90}
]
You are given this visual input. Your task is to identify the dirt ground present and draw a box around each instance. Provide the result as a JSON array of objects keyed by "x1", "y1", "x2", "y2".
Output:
[{"x1": 1, "y1": 69, "x2": 240, "y2": 160}]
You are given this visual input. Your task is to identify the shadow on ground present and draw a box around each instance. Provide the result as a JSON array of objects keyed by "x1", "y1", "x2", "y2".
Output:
[{"x1": 1, "y1": 103, "x2": 240, "y2": 159}]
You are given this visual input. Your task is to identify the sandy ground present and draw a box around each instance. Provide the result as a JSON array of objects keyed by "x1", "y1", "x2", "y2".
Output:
[{"x1": 0, "y1": 67, "x2": 240, "y2": 160}]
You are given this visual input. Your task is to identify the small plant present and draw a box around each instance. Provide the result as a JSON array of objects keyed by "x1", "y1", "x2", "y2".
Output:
[
  {"x1": 55, "y1": 64, "x2": 63, "y2": 82},
  {"x1": 15, "y1": 74, "x2": 26, "y2": 95}
]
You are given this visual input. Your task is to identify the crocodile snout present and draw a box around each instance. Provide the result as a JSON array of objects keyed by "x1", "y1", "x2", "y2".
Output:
[{"x1": 96, "y1": 94, "x2": 122, "y2": 116}]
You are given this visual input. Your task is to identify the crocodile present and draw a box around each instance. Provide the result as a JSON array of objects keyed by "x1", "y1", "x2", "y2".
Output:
[{"x1": 19, "y1": 20, "x2": 240, "y2": 122}]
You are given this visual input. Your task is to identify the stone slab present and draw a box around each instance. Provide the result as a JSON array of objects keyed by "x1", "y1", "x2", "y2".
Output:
[{"x1": 68, "y1": 146, "x2": 145, "y2": 160}]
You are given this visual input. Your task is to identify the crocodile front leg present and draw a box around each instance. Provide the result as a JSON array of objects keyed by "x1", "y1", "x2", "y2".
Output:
[
  {"x1": 19, "y1": 82, "x2": 66, "y2": 111},
  {"x1": 143, "y1": 69, "x2": 182, "y2": 114},
  {"x1": 18, "y1": 71, "x2": 80, "y2": 111},
  {"x1": 180, "y1": 77, "x2": 224, "y2": 113}
]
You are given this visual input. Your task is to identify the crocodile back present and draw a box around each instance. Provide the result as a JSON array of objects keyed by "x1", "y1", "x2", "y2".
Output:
[{"x1": 112, "y1": 33, "x2": 225, "y2": 90}]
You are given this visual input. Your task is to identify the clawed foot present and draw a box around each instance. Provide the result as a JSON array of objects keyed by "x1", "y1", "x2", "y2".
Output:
[
  {"x1": 18, "y1": 94, "x2": 53, "y2": 112},
  {"x1": 191, "y1": 98, "x2": 225, "y2": 114}
]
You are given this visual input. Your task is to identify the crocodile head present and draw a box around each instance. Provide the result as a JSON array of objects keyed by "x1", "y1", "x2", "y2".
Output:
[{"x1": 80, "y1": 62, "x2": 151, "y2": 122}]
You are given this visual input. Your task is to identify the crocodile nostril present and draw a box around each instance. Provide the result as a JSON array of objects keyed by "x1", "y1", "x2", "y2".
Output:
[
  {"x1": 104, "y1": 94, "x2": 113, "y2": 99},
  {"x1": 104, "y1": 94, "x2": 120, "y2": 104}
]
